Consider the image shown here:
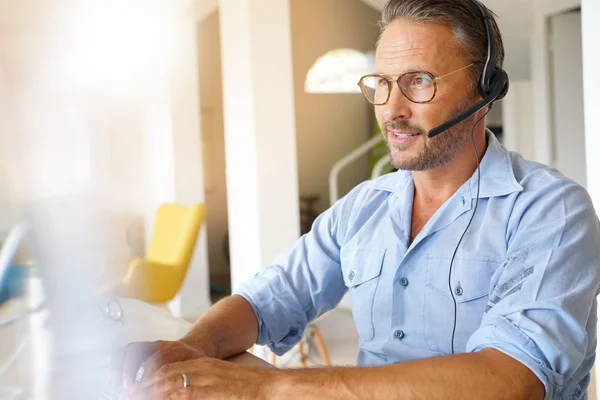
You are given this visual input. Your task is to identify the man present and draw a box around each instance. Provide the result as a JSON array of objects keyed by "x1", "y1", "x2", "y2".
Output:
[{"x1": 120, "y1": 0, "x2": 600, "y2": 398}]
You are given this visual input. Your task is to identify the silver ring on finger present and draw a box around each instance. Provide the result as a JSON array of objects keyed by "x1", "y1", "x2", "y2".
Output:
[{"x1": 181, "y1": 372, "x2": 190, "y2": 388}]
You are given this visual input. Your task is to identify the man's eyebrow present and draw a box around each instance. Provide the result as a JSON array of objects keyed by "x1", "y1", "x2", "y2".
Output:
[{"x1": 373, "y1": 66, "x2": 436, "y2": 76}]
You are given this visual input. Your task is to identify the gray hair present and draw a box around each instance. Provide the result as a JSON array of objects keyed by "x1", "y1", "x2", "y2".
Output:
[{"x1": 379, "y1": 0, "x2": 505, "y2": 86}]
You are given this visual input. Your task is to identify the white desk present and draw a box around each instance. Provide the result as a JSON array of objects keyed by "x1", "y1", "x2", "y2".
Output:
[
  {"x1": 105, "y1": 298, "x2": 272, "y2": 368},
  {"x1": 0, "y1": 295, "x2": 271, "y2": 399}
]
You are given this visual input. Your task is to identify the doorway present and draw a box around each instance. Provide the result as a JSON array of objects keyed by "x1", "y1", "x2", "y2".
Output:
[{"x1": 548, "y1": 9, "x2": 587, "y2": 187}]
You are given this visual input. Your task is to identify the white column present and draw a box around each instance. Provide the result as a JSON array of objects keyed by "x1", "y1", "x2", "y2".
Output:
[
  {"x1": 169, "y1": 10, "x2": 211, "y2": 318},
  {"x1": 582, "y1": 0, "x2": 600, "y2": 211},
  {"x1": 219, "y1": 0, "x2": 300, "y2": 291},
  {"x1": 141, "y1": 6, "x2": 211, "y2": 319}
]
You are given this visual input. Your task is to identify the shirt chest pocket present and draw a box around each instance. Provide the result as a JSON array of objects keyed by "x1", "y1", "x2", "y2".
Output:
[
  {"x1": 340, "y1": 248, "x2": 385, "y2": 342},
  {"x1": 423, "y1": 255, "x2": 499, "y2": 354}
]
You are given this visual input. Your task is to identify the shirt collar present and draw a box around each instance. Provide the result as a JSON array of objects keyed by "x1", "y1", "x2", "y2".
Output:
[
  {"x1": 371, "y1": 130, "x2": 523, "y2": 199},
  {"x1": 468, "y1": 130, "x2": 524, "y2": 198}
]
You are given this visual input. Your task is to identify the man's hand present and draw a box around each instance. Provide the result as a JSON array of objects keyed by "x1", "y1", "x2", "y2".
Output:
[
  {"x1": 112, "y1": 295, "x2": 261, "y2": 394},
  {"x1": 113, "y1": 339, "x2": 210, "y2": 389},
  {"x1": 122, "y1": 358, "x2": 277, "y2": 400}
]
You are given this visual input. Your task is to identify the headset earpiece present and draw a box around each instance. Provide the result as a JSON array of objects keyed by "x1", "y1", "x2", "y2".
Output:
[
  {"x1": 485, "y1": 69, "x2": 509, "y2": 107},
  {"x1": 473, "y1": 0, "x2": 509, "y2": 102}
]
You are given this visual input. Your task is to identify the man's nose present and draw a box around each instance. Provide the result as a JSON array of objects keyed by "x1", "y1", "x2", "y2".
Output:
[{"x1": 382, "y1": 83, "x2": 413, "y2": 121}]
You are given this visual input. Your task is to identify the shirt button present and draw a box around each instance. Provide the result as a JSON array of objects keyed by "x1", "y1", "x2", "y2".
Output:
[
  {"x1": 574, "y1": 389, "x2": 582, "y2": 397},
  {"x1": 394, "y1": 330, "x2": 405, "y2": 340},
  {"x1": 399, "y1": 277, "x2": 409, "y2": 287},
  {"x1": 348, "y1": 271, "x2": 355, "y2": 281},
  {"x1": 455, "y1": 287, "x2": 464, "y2": 296}
]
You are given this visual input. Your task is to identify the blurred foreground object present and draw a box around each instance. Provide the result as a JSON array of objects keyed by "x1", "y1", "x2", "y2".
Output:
[{"x1": 0, "y1": 224, "x2": 30, "y2": 305}]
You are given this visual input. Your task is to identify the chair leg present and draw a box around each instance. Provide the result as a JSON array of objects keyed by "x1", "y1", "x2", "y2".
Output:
[
  {"x1": 311, "y1": 326, "x2": 331, "y2": 366},
  {"x1": 153, "y1": 302, "x2": 169, "y2": 312},
  {"x1": 298, "y1": 339, "x2": 307, "y2": 368},
  {"x1": 248, "y1": 345, "x2": 277, "y2": 367}
]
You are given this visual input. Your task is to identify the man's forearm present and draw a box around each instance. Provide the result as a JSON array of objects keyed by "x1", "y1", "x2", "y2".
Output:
[
  {"x1": 272, "y1": 349, "x2": 544, "y2": 400},
  {"x1": 180, "y1": 295, "x2": 259, "y2": 360}
]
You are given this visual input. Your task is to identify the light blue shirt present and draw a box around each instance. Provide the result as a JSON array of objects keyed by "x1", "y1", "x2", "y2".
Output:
[{"x1": 236, "y1": 132, "x2": 600, "y2": 400}]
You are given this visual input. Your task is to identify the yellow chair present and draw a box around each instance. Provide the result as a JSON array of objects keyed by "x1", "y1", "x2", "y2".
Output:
[{"x1": 105, "y1": 203, "x2": 206, "y2": 309}]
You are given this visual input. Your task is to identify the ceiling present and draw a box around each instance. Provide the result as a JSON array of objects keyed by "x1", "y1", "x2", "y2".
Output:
[{"x1": 361, "y1": 0, "x2": 534, "y2": 80}]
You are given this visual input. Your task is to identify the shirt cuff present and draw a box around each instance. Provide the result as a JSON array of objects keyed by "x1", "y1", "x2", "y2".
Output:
[
  {"x1": 234, "y1": 265, "x2": 308, "y2": 356},
  {"x1": 466, "y1": 316, "x2": 563, "y2": 400}
]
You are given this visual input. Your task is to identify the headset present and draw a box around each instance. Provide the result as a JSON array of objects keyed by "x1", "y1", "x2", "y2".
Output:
[
  {"x1": 425, "y1": 0, "x2": 510, "y2": 354},
  {"x1": 428, "y1": 0, "x2": 509, "y2": 139}
]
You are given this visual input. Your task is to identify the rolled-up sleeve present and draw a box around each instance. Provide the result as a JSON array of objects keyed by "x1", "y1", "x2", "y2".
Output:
[
  {"x1": 467, "y1": 180, "x2": 600, "y2": 399},
  {"x1": 235, "y1": 182, "x2": 369, "y2": 355}
]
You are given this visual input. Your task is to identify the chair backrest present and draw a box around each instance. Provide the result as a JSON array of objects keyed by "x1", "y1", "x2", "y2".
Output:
[{"x1": 146, "y1": 204, "x2": 206, "y2": 269}]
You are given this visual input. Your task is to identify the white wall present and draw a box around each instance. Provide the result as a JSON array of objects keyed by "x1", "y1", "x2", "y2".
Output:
[
  {"x1": 502, "y1": 81, "x2": 534, "y2": 159},
  {"x1": 534, "y1": 0, "x2": 580, "y2": 16},
  {"x1": 486, "y1": 102, "x2": 503, "y2": 127}
]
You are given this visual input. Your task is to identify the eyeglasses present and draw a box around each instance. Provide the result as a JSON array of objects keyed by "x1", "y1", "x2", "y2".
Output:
[{"x1": 357, "y1": 63, "x2": 475, "y2": 105}]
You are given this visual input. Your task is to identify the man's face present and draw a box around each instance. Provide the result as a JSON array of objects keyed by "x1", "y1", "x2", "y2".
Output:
[{"x1": 375, "y1": 20, "x2": 479, "y2": 171}]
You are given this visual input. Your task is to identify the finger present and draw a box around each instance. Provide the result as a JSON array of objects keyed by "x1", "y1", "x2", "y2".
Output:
[
  {"x1": 128, "y1": 371, "x2": 189, "y2": 400},
  {"x1": 142, "y1": 347, "x2": 182, "y2": 379},
  {"x1": 169, "y1": 387, "x2": 205, "y2": 400},
  {"x1": 138, "y1": 360, "x2": 202, "y2": 390},
  {"x1": 122, "y1": 342, "x2": 161, "y2": 385}
]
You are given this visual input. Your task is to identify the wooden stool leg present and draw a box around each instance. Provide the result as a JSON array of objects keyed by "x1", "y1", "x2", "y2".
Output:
[
  {"x1": 153, "y1": 303, "x2": 169, "y2": 312},
  {"x1": 311, "y1": 326, "x2": 331, "y2": 366},
  {"x1": 298, "y1": 339, "x2": 307, "y2": 368}
]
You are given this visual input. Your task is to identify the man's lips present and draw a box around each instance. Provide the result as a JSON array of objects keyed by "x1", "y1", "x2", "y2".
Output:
[
  {"x1": 388, "y1": 130, "x2": 421, "y2": 138},
  {"x1": 386, "y1": 129, "x2": 422, "y2": 146}
]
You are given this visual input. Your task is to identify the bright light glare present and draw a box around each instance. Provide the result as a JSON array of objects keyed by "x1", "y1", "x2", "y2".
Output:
[
  {"x1": 55, "y1": 0, "x2": 176, "y2": 95},
  {"x1": 2, "y1": 0, "x2": 181, "y2": 202}
]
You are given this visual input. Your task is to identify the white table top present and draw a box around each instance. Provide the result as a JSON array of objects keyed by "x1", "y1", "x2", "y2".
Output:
[{"x1": 1, "y1": 294, "x2": 270, "y2": 399}]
